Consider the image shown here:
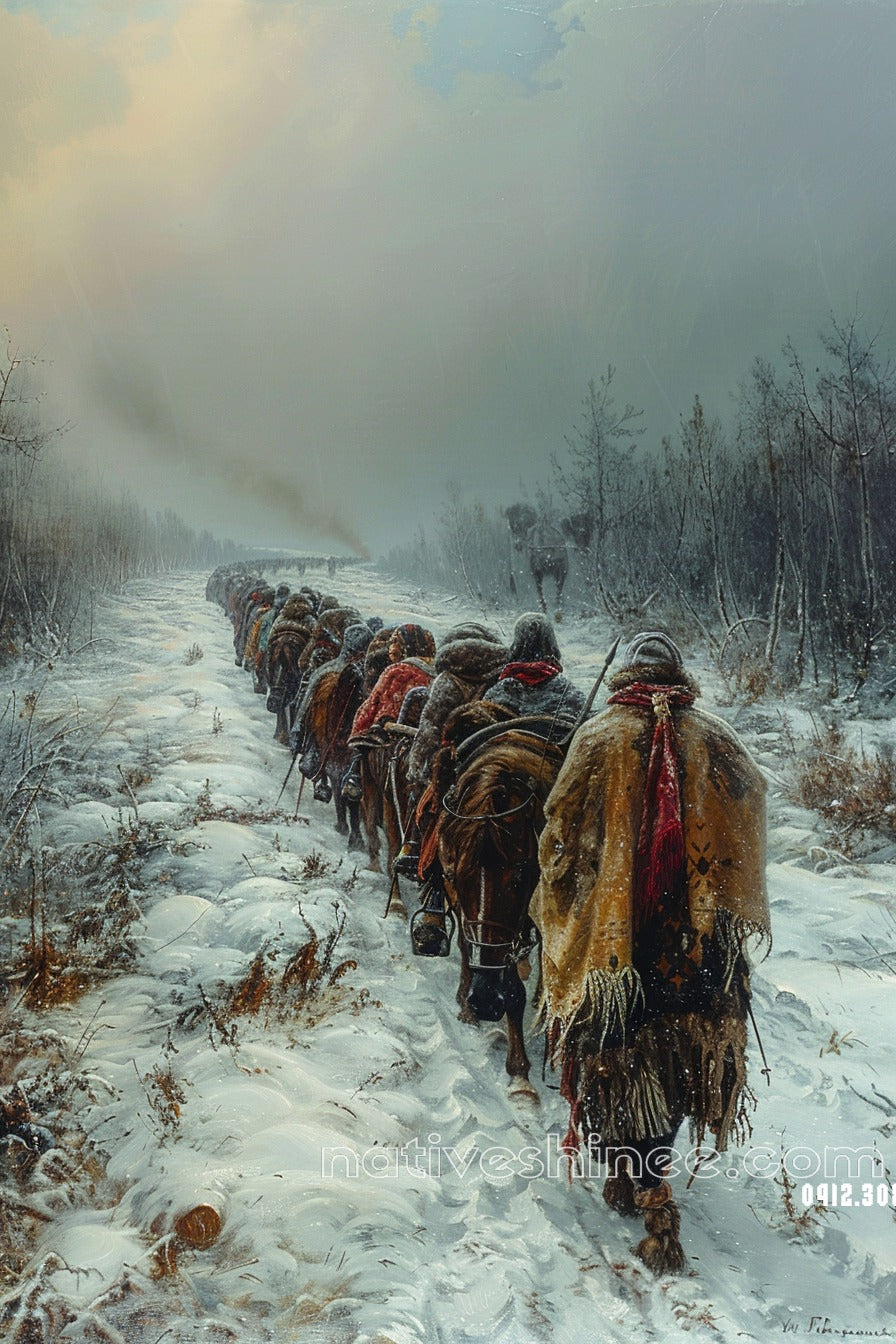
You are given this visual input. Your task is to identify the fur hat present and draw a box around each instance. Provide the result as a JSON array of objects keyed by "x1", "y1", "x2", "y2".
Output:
[
  {"x1": 442, "y1": 621, "x2": 503, "y2": 645},
  {"x1": 622, "y1": 631, "x2": 683, "y2": 669},
  {"x1": 609, "y1": 631, "x2": 697, "y2": 695},
  {"x1": 342, "y1": 623, "x2": 373, "y2": 657},
  {"x1": 392, "y1": 623, "x2": 436, "y2": 661}
]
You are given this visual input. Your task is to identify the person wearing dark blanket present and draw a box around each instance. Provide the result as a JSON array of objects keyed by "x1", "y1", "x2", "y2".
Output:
[
  {"x1": 481, "y1": 612, "x2": 585, "y2": 733},
  {"x1": 396, "y1": 622, "x2": 509, "y2": 880}
]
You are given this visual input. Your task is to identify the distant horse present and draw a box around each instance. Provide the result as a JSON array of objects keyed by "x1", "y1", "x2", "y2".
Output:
[
  {"x1": 505, "y1": 504, "x2": 593, "y2": 614},
  {"x1": 437, "y1": 716, "x2": 568, "y2": 1097},
  {"x1": 301, "y1": 663, "x2": 366, "y2": 851},
  {"x1": 265, "y1": 618, "x2": 311, "y2": 747},
  {"x1": 358, "y1": 726, "x2": 417, "y2": 875}
]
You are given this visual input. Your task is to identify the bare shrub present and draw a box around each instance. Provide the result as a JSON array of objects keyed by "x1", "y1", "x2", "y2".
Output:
[
  {"x1": 134, "y1": 1032, "x2": 188, "y2": 1141},
  {"x1": 190, "y1": 779, "x2": 290, "y2": 827},
  {"x1": 774, "y1": 1150, "x2": 829, "y2": 1239},
  {"x1": 794, "y1": 721, "x2": 896, "y2": 849},
  {"x1": 727, "y1": 650, "x2": 774, "y2": 703},
  {"x1": 298, "y1": 847, "x2": 338, "y2": 881},
  {"x1": 180, "y1": 909, "x2": 358, "y2": 1036},
  {"x1": 0, "y1": 1027, "x2": 112, "y2": 1292},
  {"x1": 183, "y1": 642, "x2": 204, "y2": 665},
  {"x1": 5, "y1": 806, "x2": 185, "y2": 1012}
]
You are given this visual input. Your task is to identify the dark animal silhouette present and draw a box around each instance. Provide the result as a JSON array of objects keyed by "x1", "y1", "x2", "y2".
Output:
[
  {"x1": 358, "y1": 727, "x2": 416, "y2": 875},
  {"x1": 505, "y1": 504, "x2": 593, "y2": 614},
  {"x1": 265, "y1": 599, "x2": 316, "y2": 744}
]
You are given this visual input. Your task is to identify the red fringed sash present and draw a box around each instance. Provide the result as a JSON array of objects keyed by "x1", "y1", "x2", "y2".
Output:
[
  {"x1": 607, "y1": 682, "x2": 695, "y2": 930},
  {"x1": 548, "y1": 1021, "x2": 583, "y2": 1177},
  {"x1": 498, "y1": 658, "x2": 562, "y2": 686}
]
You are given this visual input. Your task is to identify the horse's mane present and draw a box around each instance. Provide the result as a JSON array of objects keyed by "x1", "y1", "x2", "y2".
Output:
[
  {"x1": 431, "y1": 699, "x2": 515, "y2": 806},
  {"x1": 440, "y1": 732, "x2": 565, "y2": 872}
]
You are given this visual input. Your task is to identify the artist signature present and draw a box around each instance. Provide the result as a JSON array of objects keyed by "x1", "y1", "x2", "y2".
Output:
[{"x1": 781, "y1": 1320, "x2": 892, "y2": 1337}]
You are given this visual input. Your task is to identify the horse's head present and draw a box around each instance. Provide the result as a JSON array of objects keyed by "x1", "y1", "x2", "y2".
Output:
[{"x1": 459, "y1": 840, "x2": 540, "y2": 1023}]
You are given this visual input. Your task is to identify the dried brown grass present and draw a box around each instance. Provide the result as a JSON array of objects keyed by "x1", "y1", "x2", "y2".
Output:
[
  {"x1": 221, "y1": 915, "x2": 358, "y2": 1025},
  {"x1": 794, "y1": 721, "x2": 896, "y2": 850}
]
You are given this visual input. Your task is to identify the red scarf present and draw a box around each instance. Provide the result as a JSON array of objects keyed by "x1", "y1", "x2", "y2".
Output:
[
  {"x1": 607, "y1": 682, "x2": 695, "y2": 929},
  {"x1": 498, "y1": 658, "x2": 562, "y2": 686}
]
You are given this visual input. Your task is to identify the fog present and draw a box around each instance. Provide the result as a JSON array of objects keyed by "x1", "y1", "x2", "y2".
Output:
[{"x1": 4, "y1": 0, "x2": 896, "y2": 556}]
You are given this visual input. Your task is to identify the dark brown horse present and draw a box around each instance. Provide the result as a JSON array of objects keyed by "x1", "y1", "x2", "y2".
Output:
[
  {"x1": 276, "y1": 605, "x2": 363, "y2": 747},
  {"x1": 358, "y1": 726, "x2": 417, "y2": 876},
  {"x1": 437, "y1": 723, "x2": 566, "y2": 1099},
  {"x1": 301, "y1": 664, "x2": 366, "y2": 851},
  {"x1": 266, "y1": 616, "x2": 313, "y2": 744}
]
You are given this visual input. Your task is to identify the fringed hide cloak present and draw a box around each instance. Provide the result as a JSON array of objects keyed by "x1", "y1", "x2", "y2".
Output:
[{"x1": 531, "y1": 663, "x2": 770, "y2": 1152}]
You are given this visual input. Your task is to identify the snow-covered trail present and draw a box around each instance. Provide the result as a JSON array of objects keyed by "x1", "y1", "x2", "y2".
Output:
[{"x1": 9, "y1": 568, "x2": 896, "y2": 1343}]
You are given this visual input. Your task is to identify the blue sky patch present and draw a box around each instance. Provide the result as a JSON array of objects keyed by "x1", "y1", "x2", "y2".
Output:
[
  {"x1": 393, "y1": 1, "x2": 577, "y2": 95},
  {"x1": 1, "y1": 0, "x2": 174, "y2": 38}
]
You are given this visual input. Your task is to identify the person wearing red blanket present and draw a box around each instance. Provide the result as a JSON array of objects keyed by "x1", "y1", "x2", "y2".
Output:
[
  {"x1": 349, "y1": 623, "x2": 436, "y2": 736},
  {"x1": 341, "y1": 624, "x2": 436, "y2": 800}
]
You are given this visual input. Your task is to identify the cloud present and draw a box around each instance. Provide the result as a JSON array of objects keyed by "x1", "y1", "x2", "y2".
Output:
[
  {"x1": 4, "y1": 0, "x2": 896, "y2": 556},
  {"x1": 1, "y1": 2, "x2": 306, "y2": 313}
]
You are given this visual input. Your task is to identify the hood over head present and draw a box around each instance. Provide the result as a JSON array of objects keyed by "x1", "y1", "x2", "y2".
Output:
[{"x1": 507, "y1": 612, "x2": 561, "y2": 664}]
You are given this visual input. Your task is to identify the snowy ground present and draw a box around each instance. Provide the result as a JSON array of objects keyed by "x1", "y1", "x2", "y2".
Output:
[{"x1": 2, "y1": 565, "x2": 895, "y2": 1343}]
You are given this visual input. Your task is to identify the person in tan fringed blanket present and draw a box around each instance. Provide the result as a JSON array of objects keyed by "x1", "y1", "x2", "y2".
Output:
[{"x1": 532, "y1": 631, "x2": 770, "y2": 1276}]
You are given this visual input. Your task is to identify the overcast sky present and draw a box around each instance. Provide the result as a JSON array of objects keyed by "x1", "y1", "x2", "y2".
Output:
[{"x1": 4, "y1": 0, "x2": 896, "y2": 557}]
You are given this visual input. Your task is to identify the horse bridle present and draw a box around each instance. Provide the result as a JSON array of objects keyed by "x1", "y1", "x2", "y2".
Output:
[
  {"x1": 440, "y1": 784, "x2": 536, "y2": 823},
  {"x1": 459, "y1": 865, "x2": 541, "y2": 970}
]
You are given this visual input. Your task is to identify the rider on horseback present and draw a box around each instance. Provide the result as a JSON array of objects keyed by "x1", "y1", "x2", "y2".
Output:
[
  {"x1": 482, "y1": 613, "x2": 585, "y2": 731},
  {"x1": 532, "y1": 630, "x2": 769, "y2": 1275},
  {"x1": 396, "y1": 623, "x2": 508, "y2": 880},
  {"x1": 291, "y1": 622, "x2": 374, "y2": 803},
  {"x1": 341, "y1": 624, "x2": 437, "y2": 802},
  {"x1": 411, "y1": 614, "x2": 584, "y2": 958}
]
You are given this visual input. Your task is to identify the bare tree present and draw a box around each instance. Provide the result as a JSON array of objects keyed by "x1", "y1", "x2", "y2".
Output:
[
  {"x1": 785, "y1": 316, "x2": 896, "y2": 689},
  {"x1": 677, "y1": 395, "x2": 741, "y2": 632},
  {"x1": 551, "y1": 366, "x2": 644, "y2": 616}
]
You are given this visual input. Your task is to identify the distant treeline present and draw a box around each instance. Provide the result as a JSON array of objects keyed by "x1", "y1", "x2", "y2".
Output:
[
  {"x1": 0, "y1": 337, "x2": 242, "y2": 661},
  {"x1": 382, "y1": 316, "x2": 896, "y2": 698}
]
